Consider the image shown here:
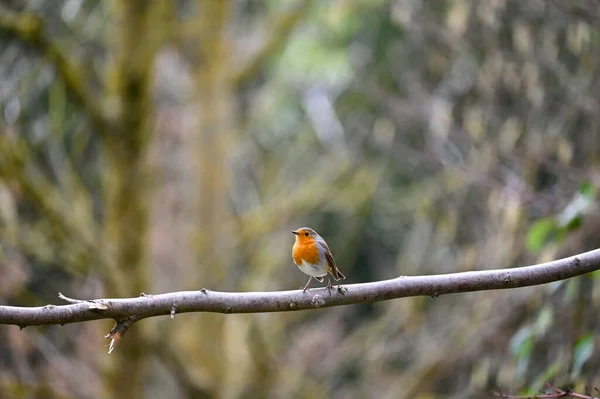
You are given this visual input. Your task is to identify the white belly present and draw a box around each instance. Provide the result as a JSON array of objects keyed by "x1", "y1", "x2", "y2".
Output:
[{"x1": 297, "y1": 259, "x2": 328, "y2": 277}]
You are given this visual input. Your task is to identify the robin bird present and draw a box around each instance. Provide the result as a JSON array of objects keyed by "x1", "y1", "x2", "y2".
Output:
[{"x1": 291, "y1": 227, "x2": 345, "y2": 292}]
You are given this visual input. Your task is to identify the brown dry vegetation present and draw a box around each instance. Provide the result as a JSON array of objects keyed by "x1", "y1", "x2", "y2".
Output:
[{"x1": 1, "y1": 1, "x2": 600, "y2": 398}]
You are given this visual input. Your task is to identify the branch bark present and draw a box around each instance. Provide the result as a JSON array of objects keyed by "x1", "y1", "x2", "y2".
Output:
[{"x1": 1, "y1": 248, "x2": 599, "y2": 328}]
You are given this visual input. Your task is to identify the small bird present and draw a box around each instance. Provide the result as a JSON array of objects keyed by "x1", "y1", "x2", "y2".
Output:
[{"x1": 291, "y1": 227, "x2": 345, "y2": 292}]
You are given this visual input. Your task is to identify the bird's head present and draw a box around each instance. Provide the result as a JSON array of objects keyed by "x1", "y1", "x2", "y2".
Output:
[{"x1": 292, "y1": 227, "x2": 319, "y2": 243}]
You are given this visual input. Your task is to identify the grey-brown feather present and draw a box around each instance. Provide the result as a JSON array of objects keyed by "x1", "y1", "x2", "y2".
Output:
[
  {"x1": 325, "y1": 251, "x2": 345, "y2": 280},
  {"x1": 316, "y1": 238, "x2": 345, "y2": 281}
]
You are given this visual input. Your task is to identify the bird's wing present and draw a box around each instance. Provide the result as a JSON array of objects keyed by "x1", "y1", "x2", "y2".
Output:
[
  {"x1": 325, "y1": 251, "x2": 345, "y2": 280},
  {"x1": 317, "y1": 240, "x2": 345, "y2": 280}
]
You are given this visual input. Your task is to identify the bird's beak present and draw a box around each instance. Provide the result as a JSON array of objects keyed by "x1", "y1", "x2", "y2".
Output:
[{"x1": 291, "y1": 230, "x2": 298, "y2": 235}]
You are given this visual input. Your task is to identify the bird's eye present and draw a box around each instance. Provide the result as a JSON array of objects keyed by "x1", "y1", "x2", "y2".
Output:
[{"x1": 304, "y1": 232, "x2": 309, "y2": 236}]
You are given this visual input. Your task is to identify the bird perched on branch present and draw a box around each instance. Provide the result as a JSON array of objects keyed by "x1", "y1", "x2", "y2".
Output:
[{"x1": 291, "y1": 227, "x2": 345, "y2": 292}]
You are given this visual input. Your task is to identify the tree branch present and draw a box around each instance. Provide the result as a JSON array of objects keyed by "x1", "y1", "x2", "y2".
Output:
[{"x1": 1, "y1": 248, "x2": 599, "y2": 329}]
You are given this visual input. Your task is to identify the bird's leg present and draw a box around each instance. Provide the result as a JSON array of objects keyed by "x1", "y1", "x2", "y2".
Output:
[
  {"x1": 326, "y1": 276, "x2": 333, "y2": 290},
  {"x1": 302, "y1": 276, "x2": 313, "y2": 292}
]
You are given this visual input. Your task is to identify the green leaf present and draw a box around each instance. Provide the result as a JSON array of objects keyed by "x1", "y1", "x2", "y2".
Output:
[
  {"x1": 533, "y1": 305, "x2": 553, "y2": 335},
  {"x1": 557, "y1": 188, "x2": 596, "y2": 228},
  {"x1": 571, "y1": 333, "x2": 594, "y2": 378},
  {"x1": 578, "y1": 181, "x2": 596, "y2": 198},
  {"x1": 564, "y1": 215, "x2": 582, "y2": 232},
  {"x1": 510, "y1": 326, "x2": 534, "y2": 359},
  {"x1": 529, "y1": 362, "x2": 559, "y2": 394},
  {"x1": 526, "y1": 218, "x2": 558, "y2": 252}
]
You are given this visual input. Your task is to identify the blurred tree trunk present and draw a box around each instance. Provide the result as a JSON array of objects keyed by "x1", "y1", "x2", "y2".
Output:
[
  {"x1": 101, "y1": 1, "x2": 166, "y2": 398},
  {"x1": 193, "y1": 0, "x2": 235, "y2": 394},
  {"x1": 174, "y1": 1, "x2": 246, "y2": 397}
]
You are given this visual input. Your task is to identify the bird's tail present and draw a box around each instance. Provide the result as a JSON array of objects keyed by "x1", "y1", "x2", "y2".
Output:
[{"x1": 330, "y1": 267, "x2": 345, "y2": 281}]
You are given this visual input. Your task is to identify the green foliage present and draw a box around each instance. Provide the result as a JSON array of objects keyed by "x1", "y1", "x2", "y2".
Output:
[
  {"x1": 529, "y1": 362, "x2": 559, "y2": 395},
  {"x1": 578, "y1": 181, "x2": 596, "y2": 198},
  {"x1": 571, "y1": 333, "x2": 594, "y2": 379},
  {"x1": 509, "y1": 305, "x2": 556, "y2": 385},
  {"x1": 533, "y1": 305, "x2": 554, "y2": 335},
  {"x1": 526, "y1": 182, "x2": 597, "y2": 253},
  {"x1": 509, "y1": 326, "x2": 534, "y2": 377},
  {"x1": 526, "y1": 217, "x2": 560, "y2": 252},
  {"x1": 276, "y1": 32, "x2": 353, "y2": 86}
]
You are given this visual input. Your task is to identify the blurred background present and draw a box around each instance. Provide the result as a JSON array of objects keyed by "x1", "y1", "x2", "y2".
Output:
[{"x1": 1, "y1": 0, "x2": 600, "y2": 398}]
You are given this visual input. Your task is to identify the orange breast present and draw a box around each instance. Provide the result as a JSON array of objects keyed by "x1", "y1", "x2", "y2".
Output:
[{"x1": 292, "y1": 242, "x2": 319, "y2": 265}]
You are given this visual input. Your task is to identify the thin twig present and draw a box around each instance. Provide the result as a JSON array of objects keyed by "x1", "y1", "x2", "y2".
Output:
[
  {"x1": 494, "y1": 387, "x2": 599, "y2": 399},
  {"x1": 105, "y1": 316, "x2": 138, "y2": 354},
  {"x1": 57, "y1": 293, "x2": 84, "y2": 304}
]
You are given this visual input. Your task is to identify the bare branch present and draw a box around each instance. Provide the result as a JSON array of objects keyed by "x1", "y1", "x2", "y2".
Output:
[
  {"x1": 105, "y1": 316, "x2": 138, "y2": 354},
  {"x1": 1, "y1": 249, "x2": 599, "y2": 329},
  {"x1": 494, "y1": 385, "x2": 600, "y2": 399}
]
